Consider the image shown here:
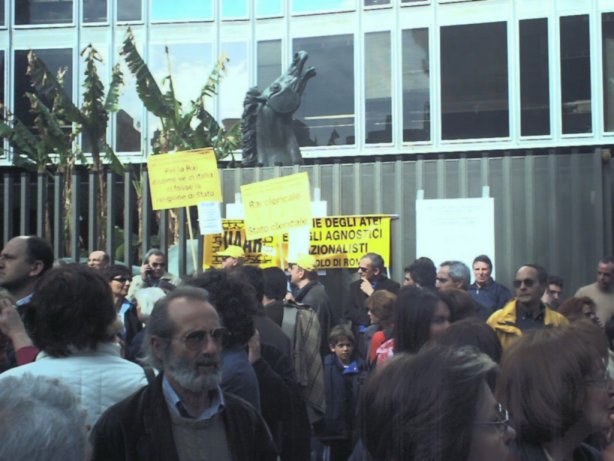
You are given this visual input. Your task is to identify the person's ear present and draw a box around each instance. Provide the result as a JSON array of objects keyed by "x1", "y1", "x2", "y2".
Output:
[
  {"x1": 29, "y1": 260, "x2": 44, "y2": 277},
  {"x1": 151, "y1": 336, "x2": 167, "y2": 361}
]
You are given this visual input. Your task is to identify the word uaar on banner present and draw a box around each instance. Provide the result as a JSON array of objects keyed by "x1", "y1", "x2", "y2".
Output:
[
  {"x1": 147, "y1": 148, "x2": 222, "y2": 210},
  {"x1": 240, "y1": 172, "x2": 313, "y2": 240}
]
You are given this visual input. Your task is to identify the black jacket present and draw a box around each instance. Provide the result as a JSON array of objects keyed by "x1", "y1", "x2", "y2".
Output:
[
  {"x1": 90, "y1": 373, "x2": 277, "y2": 461},
  {"x1": 343, "y1": 276, "x2": 400, "y2": 328}
]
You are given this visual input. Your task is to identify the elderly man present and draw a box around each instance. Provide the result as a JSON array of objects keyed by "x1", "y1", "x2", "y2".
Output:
[
  {"x1": 88, "y1": 250, "x2": 110, "y2": 270},
  {"x1": 575, "y1": 257, "x2": 614, "y2": 324},
  {"x1": 468, "y1": 254, "x2": 513, "y2": 311},
  {"x1": 91, "y1": 286, "x2": 276, "y2": 461},
  {"x1": 217, "y1": 245, "x2": 246, "y2": 271},
  {"x1": 343, "y1": 252, "x2": 399, "y2": 332},
  {"x1": 127, "y1": 249, "x2": 181, "y2": 301},
  {"x1": 436, "y1": 260, "x2": 471, "y2": 291},
  {"x1": 487, "y1": 264, "x2": 568, "y2": 350}
]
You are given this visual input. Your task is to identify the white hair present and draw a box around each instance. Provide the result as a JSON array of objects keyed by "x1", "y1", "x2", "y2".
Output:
[{"x1": 0, "y1": 374, "x2": 88, "y2": 461}]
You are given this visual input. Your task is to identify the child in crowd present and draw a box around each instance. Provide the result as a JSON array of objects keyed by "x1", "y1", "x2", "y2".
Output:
[{"x1": 319, "y1": 325, "x2": 366, "y2": 461}]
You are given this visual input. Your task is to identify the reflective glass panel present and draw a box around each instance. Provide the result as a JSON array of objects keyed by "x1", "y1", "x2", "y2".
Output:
[
  {"x1": 14, "y1": 49, "x2": 72, "y2": 129},
  {"x1": 15, "y1": 0, "x2": 73, "y2": 25},
  {"x1": 440, "y1": 22, "x2": 509, "y2": 139},
  {"x1": 293, "y1": 35, "x2": 355, "y2": 147},
  {"x1": 222, "y1": 0, "x2": 247, "y2": 18},
  {"x1": 402, "y1": 28, "x2": 429, "y2": 142},
  {"x1": 115, "y1": 42, "x2": 140, "y2": 152},
  {"x1": 365, "y1": 0, "x2": 390, "y2": 5},
  {"x1": 83, "y1": 0, "x2": 107, "y2": 23},
  {"x1": 219, "y1": 42, "x2": 248, "y2": 126},
  {"x1": 0, "y1": 1, "x2": 5, "y2": 26},
  {"x1": 365, "y1": 31, "x2": 391, "y2": 144},
  {"x1": 560, "y1": 15, "x2": 591, "y2": 134},
  {"x1": 147, "y1": 43, "x2": 213, "y2": 150},
  {"x1": 603, "y1": 13, "x2": 614, "y2": 132},
  {"x1": 519, "y1": 18, "x2": 550, "y2": 136},
  {"x1": 117, "y1": 0, "x2": 140, "y2": 21},
  {"x1": 0, "y1": 52, "x2": 4, "y2": 105},
  {"x1": 257, "y1": 40, "x2": 281, "y2": 89},
  {"x1": 151, "y1": 0, "x2": 211, "y2": 21},
  {"x1": 292, "y1": 0, "x2": 354, "y2": 14},
  {"x1": 256, "y1": 0, "x2": 282, "y2": 17}
]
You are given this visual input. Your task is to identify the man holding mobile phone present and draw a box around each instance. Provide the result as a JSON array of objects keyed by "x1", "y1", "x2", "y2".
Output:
[{"x1": 127, "y1": 249, "x2": 181, "y2": 301}]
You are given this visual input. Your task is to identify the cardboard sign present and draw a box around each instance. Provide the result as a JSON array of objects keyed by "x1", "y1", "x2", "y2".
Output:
[
  {"x1": 240, "y1": 172, "x2": 312, "y2": 240},
  {"x1": 204, "y1": 215, "x2": 391, "y2": 269},
  {"x1": 148, "y1": 148, "x2": 222, "y2": 210}
]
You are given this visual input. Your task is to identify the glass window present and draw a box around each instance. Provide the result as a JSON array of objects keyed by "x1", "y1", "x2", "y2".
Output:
[
  {"x1": 402, "y1": 28, "x2": 429, "y2": 142},
  {"x1": 440, "y1": 22, "x2": 509, "y2": 140},
  {"x1": 0, "y1": 1, "x2": 5, "y2": 26},
  {"x1": 519, "y1": 19, "x2": 550, "y2": 136},
  {"x1": 560, "y1": 15, "x2": 591, "y2": 134},
  {"x1": 219, "y1": 42, "x2": 248, "y2": 126},
  {"x1": 603, "y1": 13, "x2": 614, "y2": 132},
  {"x1": 222, "y1": 0, "x2": 247, "y2": 18},
  {"x1": 0, "y1": 52, "x2": 4, "y2": 106},
  {"x1": 365, "y1": 31, "x2": 391, "y2": 144},
  {"x1": 365, "y1": 0, "x2": 390, "y2": 5},
  {"x1": 115, "y1": 43, "x2": 140, "y2": 152},
  {"x1": 151, "y1": 0, "x2": 211, "y2": 21},
  {"x1": 15, "y1": 0, "x2": 73, "y2": 25},
  {"x1": 256, "y1": 0, "x2": 282, "y2": 16},
  {"x1": 292, "y1": 0, "x2": 354, "y2": 15},
  {"x1": 14, "y1": 49, "x2": 72, "y2": 129},
  {"x1": 84, "y1": 0, "x2": 107, "y2": 23},
  {"x1": 257, "y1": 40, "x2": 281, "y2": 89},
  {"x1": 117, "y1": 0, "x2": 140, "y2": 21},
  {"x1": 293, "y1": 35, "x2": 355, "y2": 147},
  {"x1": 147, "y1": 43, "x2": 213, "y2": 149}
]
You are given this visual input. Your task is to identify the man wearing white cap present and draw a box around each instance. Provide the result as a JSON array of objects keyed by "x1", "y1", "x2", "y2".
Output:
[
  {"x1": 289, "y1": 253, "x2": 335, "y2": 357},
  {"x1": 217, "y1": 245, "x2": 245, "y2": 271}
]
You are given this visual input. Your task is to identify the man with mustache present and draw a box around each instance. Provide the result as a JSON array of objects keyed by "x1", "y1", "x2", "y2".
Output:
[{"x1": 91, "y1": 286, "x2": 276, "y2": 461}]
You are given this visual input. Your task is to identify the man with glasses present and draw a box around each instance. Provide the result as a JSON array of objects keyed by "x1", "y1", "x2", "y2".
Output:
[
  {"x1": 91, "y1": 286, "x2": 276, "y2": 461},
  {"x1": 342, "y1": 252, "x2": 399, "y2": 333},
  {"x1": 576, "y1": 256, "x2": 614, "y2": 325},
  {"x1": 487, "y1": 264, "x2": 568, "y2": 350},
  {"x1": 217, "y1": 245, "x2": 245, "y2": 272},
  {"x1": 128, "y1": 248, "x2": 181, "y2": 301}
]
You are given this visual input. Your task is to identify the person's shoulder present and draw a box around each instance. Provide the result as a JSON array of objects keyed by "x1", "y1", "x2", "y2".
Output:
[{"x1": 575, "y1": 283, "x2": 596, "y2": 296}]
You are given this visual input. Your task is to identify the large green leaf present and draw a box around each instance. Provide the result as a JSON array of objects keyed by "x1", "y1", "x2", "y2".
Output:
[
  {"x1": 104, "y1": 64, "x2": 124, "y2": 113},
  {"x1": 120, "y1": 29, "x2": 174, "y2": 119}
]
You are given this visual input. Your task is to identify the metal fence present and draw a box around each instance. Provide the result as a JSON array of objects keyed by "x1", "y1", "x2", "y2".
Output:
[{"x1": 0, "y1": 148, "x2": 611, "y2": 312}]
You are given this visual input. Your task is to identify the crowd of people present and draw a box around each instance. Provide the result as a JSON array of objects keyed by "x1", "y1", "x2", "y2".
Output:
[{"x1": 0, "y1": 234, "x2": 613, "y2": 461}]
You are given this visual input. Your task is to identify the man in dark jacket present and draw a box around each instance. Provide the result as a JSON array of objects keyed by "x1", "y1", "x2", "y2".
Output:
[
  {"x1": 342, "y1": 252, "x2": 399, "y2": 332},
  {"x1": 90, "y1": 286, "x2": 276, "y2": 461}
]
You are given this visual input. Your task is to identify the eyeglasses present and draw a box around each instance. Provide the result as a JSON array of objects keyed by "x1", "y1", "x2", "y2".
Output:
[
  {"x1": 166, "y1": 328, "x2": 228, "y2": 351},
  {"x1": 513, "y1": 278, "x2": 536, "y2": 288},
  {"x1": 474, "y1": 403, "x2": 512, "y2": 435},
  {"x1": 112, "y1": 276, "x2": 130, "y2": 283},
  {"x1": 358, "y1": 266, "x2": 370, "y2": 272},
  {"x1": 150, "y1": 262, "x2": 165, "y2": 268}
]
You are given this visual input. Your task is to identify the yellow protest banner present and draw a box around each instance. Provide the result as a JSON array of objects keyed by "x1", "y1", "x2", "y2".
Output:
[
  {"x1": 240, "y1": 172, "x2": 312, "y2": 240},
  {"x1": 204, "y1": 215, "x2": 391, "y2": 269},
  {"x1": 147, "y1": 148, "x2": 222, "y2": 210}
]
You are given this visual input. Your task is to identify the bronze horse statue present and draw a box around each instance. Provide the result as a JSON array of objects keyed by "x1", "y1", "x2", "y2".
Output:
[{"x1": 241, "y1": 51, "x2": 316, "y2": 167}]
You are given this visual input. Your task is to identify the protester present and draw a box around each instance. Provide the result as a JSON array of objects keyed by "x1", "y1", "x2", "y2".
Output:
[
  {"x1": 576, "y1": 256, "x2": 614, "y2": 325},
  {"x1": 403, "y1": 257, "x2": 437, "y2": 288},
  {"x1": 469, "y1": 255, "x2": 513, "y2": 311},
  {"x1": 87, "y1": 250, "x2": 110, "y2": 270},
  {"x1": 436, "y1": 317, "x2": 503, "y2": 364},
  {"x1": 436, "y1": 260, "x2": 471, "y2": 291},
  {"x1": 364, "y1": 289, "x2": 396, "y2": 364},
  {"x1": 126, "y1": 287, "x2": 167, "y2": 361},
  {"x1": 440, "y1": 287, "x2": 492, "y2": 321},
  {"x1": 558, "y1": 296, "x2": 601, "y2": 326},
  {"x1": 217, "y1": 245, "x2": 246, "y2": 271},
  {"x1": 104, "y1": 264, "x2": 142, "y2": 354},
  {"x1": 541, "y1": 275, "x2": 564, "y2": 310},
  {"x1": 127, "y1": 248, "x2": 181, "y2": 301}
]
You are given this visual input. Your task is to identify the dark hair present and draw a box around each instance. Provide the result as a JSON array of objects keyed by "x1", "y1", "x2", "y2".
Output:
[
  {"x1": 557, "y1": 296, "x2": 596, "y2": 322},
  {"x1": 546, "y1": 275, "x2": 564, "y2": 288},
  {"x1": 361, "y1": 346, "x2": 497, "y2": 461},
  {"x1": 394, "y1": 286, "x2": 447, "y2": 354},
  {"x1": 363, "y1": 253, "x2": 385, "y2": 273},
  {"x1": 328, "y1": 324, "x2": 355, "y2": 347},
  {"x1": 24, "y1": 236, "x2": 54, "y2": 274},
  {"x1": 404, "y1": 257, "x2": 436, "y2": 288},
  {"x1": 103, "y1": 264, "x2": 131, "y2": 282},
  {"x1": 185, "y1": 269, "x2": 255, "y2": 347},
  {"x1": 23, "y1": 265, "x2": 115, "y2": 357},
  {"x1": 441, "y1": 260, "x2": 471, "y2": 290},
  {"x1": 144, "y1": 286, "x2": 211, "y2": 369},
  {"x1": 605, "y1": 317, "x2": 614, "y2": 350},
  {"x1": 232, "y1": 265, "x2": 264, "y2": 303},
  {"x1": 520, "y1": 264, "x2": 548, "y2": 285},
  {"x1": 436, "y1": 318, "x2": 503, "y2": 364},
  {"x1": 497, "y1": 320, "x2": 608, "y2": 444},
  {"x1": 366, "y1": 290, "x2": 397, "y2": 329},
  {"x1": 600, "y1": 256, "x2": 614, "y2": 265},
  {"x1": 438, "y1": 288, "x2": 478, "y2": 322},
  {"x1": 262, "y1": 267, "x2": 288, "y2": 301},
  {"x1": 472, "y1": 255, "x2": 493, "y2": 271}
]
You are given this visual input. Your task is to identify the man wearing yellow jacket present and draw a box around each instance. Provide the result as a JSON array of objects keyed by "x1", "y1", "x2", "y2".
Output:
[{"x1": 487, "y1": 264, "x2": 568, "y2": 350}]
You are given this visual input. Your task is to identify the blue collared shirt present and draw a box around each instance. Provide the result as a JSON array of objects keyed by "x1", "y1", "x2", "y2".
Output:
[
  {"x1": 15, "y1": 293, "x2": 33, "y2": 306},
  {"x1": 162, "y1": 376, "x2": 225, "y2": 420}
]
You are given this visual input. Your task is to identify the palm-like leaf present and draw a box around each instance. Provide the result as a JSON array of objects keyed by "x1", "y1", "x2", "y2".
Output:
[{"x1": 104, "y1": 64, "x2": 124, "y2": 112}]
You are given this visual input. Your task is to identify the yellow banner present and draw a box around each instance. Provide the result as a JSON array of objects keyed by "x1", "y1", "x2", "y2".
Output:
[
  {"x1": 240, "y1": 172, "x2": 312, "y2": 240},
  {"x1": 204, "y1": 215, "x2": 391, "y2": 269},
  {"x1": 147, "y1": 148, "x2": 222, "y2": 210}
]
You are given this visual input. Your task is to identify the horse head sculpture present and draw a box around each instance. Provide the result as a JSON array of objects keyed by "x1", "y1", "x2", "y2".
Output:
[{"x1": 242, "y1": 51, "x2": 316, "y2": 167}]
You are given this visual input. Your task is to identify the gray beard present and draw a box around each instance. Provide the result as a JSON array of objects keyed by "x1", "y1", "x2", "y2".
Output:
[{"x1": 164, "y1": 353, "x2": 222, "y2": 393}]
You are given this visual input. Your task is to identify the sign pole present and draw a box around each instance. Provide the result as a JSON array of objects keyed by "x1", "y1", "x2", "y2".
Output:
[{"x1": 186, "y1": 206, "x2": 197, "y2": 273}]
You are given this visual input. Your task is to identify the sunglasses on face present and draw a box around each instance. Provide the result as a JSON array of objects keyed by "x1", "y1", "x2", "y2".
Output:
[
  {"x1": 474, "y1": 403, "x2": 512, "y2": 435},
  {"x1": 112, "y1": 276, "x2": 130, "y2": 283},
  {"x1": 513, "y1": 278, "x2": 536, "y2": 288}
]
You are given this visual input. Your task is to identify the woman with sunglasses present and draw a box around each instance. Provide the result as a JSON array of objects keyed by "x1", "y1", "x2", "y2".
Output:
[
  {"x1": 497, "y1": 320, "x2": 611, "y2": 461},
  {"x1": 361, "y1": 344, "x2": 515, "y2": 461}
]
